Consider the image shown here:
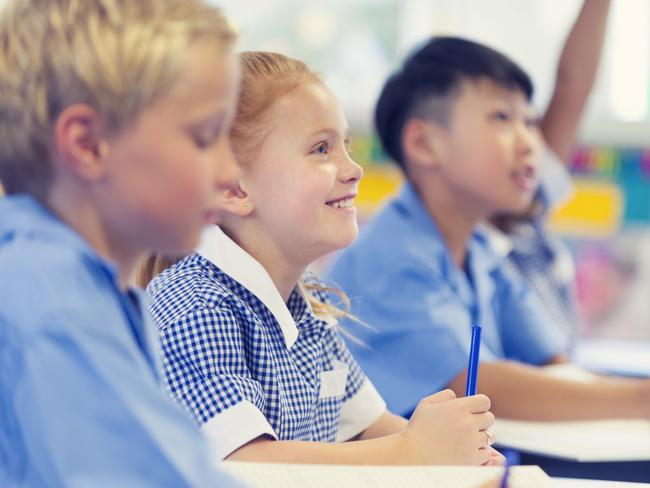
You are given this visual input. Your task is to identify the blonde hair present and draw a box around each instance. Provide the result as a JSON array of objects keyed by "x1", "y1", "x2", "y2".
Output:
[
  {"x1": 0, "y1": 0, "x2": 236, "y2": 199},
  {"x1": 137, "y1": 51, "x2": 352, "y2": 321}
]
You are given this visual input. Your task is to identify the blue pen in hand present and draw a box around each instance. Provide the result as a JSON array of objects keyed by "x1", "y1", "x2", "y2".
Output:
[
  {"x1": 499, "y1": 461, "x2": 511, "y2": 488},
  {"x1": 465, "y1": 325, "x2": 482, "y2": 396}
]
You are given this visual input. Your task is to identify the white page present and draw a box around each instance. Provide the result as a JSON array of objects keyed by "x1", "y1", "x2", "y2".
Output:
[{"x1": 220, "y1": 462, "x2": 550, "y2": 488}]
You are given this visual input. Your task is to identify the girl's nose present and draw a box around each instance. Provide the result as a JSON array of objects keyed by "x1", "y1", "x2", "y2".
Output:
[{"x1": 340, "y1": 152, "x2": 364, "y2": 184}]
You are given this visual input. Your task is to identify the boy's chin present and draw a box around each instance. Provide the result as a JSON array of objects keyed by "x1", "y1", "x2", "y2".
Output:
[
  {"x1": 496, "y1": 195, "x2": 536, "y2": 217},
  {"x1": 156, "y1": 232, "x2": 203, "y2": 258}
]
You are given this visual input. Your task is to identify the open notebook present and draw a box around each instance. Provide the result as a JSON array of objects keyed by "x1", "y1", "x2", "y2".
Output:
[
  {"x1": 220, "y1": 462, "x2": 550, "y2": 488},
  {"x1": 492, "y1": 364, "x2": 650, "y2": 462}
]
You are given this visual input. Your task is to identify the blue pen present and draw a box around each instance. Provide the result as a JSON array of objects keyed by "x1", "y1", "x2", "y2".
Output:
[
  {"x1": 499, "y1": 461, "x2": 511, "y2": 488},
  {"x1": 465, "y1": 325, "x2": 482, "y2": 396}
]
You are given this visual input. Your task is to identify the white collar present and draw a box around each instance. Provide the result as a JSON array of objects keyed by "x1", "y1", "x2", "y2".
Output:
[
  {"x1": 478, "y1": 222, "x2": 514, "y2": 259},
  {"x1": 196, "y1": 226, "x2": 299, "y2": 348}
]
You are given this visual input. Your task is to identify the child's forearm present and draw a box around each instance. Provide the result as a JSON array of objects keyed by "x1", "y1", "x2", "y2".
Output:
[
  {"x1": 354, "y1": 411, "x2": 408, "y2": 440},
  {"x1": 541, "y1": 0, "x2": 611, "y2": 161},
  {"x1": 226, "y1": 434, "x2": 412, "y2": 466},
  {"x1": 228, "y1": 391, "x2": 496, "y2": 466},
  {"x1": 448, "y1": 360, "x2": 649, "y2": 421}
]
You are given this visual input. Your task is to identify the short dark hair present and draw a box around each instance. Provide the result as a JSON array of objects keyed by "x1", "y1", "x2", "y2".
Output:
[{"x1": 375, "y1": 36, "x2": 534, "y2": 169}]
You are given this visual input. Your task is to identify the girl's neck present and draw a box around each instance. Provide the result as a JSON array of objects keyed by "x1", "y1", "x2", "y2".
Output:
[
  {"x1": 413, "y1": 181, "x2": 478, "y2": 269},
  {"x1": 222, "y1": 225, "x2": 305, "y2": 302}
]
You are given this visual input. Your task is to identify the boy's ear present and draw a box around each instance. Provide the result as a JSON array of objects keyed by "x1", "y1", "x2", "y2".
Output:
[
  {"x1": 401, "y1": 118, "x2": 446, "y2": 171},
  {"x1": 219, "y1": 181, "x2": 254, "y2": 217},
  {"x1": 54, "y1": 104, "x2": 110, "y2": 181}
]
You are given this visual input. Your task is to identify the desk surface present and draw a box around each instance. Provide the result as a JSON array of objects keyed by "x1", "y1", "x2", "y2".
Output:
[
  {"x1": 554, "y1": 478, "x2": 650, "y2": 487},
  {"x1": 573, "y1": 338, "x2": 650, "y2": 377}
]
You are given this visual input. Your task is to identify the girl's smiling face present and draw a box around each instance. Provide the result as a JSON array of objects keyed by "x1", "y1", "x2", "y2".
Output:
[{"x1": 239, "y1": 81, "x2": 363, "y2": 266}]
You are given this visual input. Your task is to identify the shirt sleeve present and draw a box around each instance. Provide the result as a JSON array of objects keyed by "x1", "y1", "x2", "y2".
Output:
[
  {"x1": 160, "y1": 304, "x2": 277, "y2": 460},
  {"x1": 537, "y1": 145, "x2": 574, "y2": 213},
  {"x1": 495, "y1": 266, "x2": 569, "y2": 364},
  {"x1": 10, "y1": 319, "x2": 235, "y2": 488},
  {"x1": 322, "y1": 326, "x2": 387, "y2": 441},
  {"x1": 339, "y1": 262, "x2": 498, "y2": 418}
]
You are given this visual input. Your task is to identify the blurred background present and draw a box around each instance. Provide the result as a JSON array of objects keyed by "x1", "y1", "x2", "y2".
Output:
[
  {"x1": 215, "y1": 0, "x2": 650, "y2": 341},
  {"x1": 2, "y1": 0, "x2": 648, "y2": 341}
]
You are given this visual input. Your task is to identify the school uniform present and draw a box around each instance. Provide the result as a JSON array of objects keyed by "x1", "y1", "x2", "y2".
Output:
[
  {"x1": 0, "y1": 195, "x2": 238, "y2": 487},
  {"x1": 326, "y1": 182, "x2": 568, "y2": 417},
  {"x1": 147, "y1": 226, "x2": 386, "y2": 460},
  {"x1": 492, "y1": 147, "x2": 580, "y2": 349}
]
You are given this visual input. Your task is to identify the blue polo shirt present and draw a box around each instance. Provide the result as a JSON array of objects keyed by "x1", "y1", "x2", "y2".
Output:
[
  {"x1": 0, "y1": 195, "x2": 239, "y2": 487},
  {"x1": 326, "y1": 183, "x2": 567, "y2": 417}
]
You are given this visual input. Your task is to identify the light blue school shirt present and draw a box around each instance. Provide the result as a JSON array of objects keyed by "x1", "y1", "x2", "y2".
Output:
[
  {"x1": 0, "y1": 195, "x2": 240, "y2": 487},
  {"x1": 326, "y1": 183, "x2": 568, "y2": 417}
]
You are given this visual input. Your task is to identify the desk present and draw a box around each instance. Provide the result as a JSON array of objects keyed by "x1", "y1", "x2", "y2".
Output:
[
  {"x1": 573, "y1": 338, "x2": 650, "y2": 377},
  {"x1": 517, "y1": 451, "x2": 650, "y2": 483},
  {"x1": 553, "y1": 477, "x2": 650, "y2": 487}
]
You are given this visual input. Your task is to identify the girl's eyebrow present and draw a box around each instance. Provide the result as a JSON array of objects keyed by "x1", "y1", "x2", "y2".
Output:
[{"x1": 307, "y1": 127, "x2": 350, "y2": 140}]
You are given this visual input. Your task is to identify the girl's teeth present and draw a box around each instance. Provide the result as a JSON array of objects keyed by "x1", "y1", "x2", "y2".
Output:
[{"x1": 332, "y1": 198, "x2": 354, "y2": 208}]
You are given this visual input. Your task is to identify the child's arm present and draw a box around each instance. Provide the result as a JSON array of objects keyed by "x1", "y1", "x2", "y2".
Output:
[
  {"x1": 447, "y1": 361, "x2": 650, "y2": 421},
  {"x1": 353, "y1": 411, "x2": 407, "y2": 439},
  {"x1": 541, "y1": 0, "x2": 611, "y2": 162},
  {"x1": 227, "y1": 390, "x2": 495, "y2": 466}
]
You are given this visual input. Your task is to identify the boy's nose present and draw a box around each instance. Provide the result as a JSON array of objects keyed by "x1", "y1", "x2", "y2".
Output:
[
  {"x1": 516, "y1": 123, "x2": 540, "y2": 157},
  {"x1": 214, "y1": 140, "x2": 241, "y2": 192}
]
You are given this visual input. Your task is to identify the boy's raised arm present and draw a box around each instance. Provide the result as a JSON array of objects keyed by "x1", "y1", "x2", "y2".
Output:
[{"x1": 541, "y1": 0, "x2": 612, "y2": 162}]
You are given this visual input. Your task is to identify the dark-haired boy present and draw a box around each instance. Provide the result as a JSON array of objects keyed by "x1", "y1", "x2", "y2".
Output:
[{"x1": 328, "y1": 36, "x2": 650, "y2": 421}]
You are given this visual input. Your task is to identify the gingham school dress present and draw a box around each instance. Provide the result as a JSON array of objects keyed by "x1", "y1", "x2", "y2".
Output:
[{"x1": 147, "y1": 226, "x2": 386, "y2": 459}]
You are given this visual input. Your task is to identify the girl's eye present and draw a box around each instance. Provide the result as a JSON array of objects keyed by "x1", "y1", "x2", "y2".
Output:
[{"x1": 313, "y1": 142, "x2": 330, "y2": 155}]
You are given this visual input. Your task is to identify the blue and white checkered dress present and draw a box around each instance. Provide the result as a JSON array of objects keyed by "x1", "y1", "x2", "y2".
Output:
[
  {"x1": 146, "y1": 228, "x2": 385, "y2": 459},
  {"x1": 503, "y1": 147, "x2": 580, "y2": 350}
]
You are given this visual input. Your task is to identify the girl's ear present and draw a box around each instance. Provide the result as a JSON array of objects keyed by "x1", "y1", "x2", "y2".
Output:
[
  {"x1": 219, "y1": 181, "x2": 254, "y2": 217},
  {"x1": 401, "y1": 118, "x2": 447, "y2": 171}
]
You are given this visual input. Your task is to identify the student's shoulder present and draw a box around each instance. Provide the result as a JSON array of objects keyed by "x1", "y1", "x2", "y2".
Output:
[
  {"x1": 147, "y1": 253, "x2": 238, "y2": 326},
  {"x1": 0, "y1": 235, "x2": 120, "y2": 336},
  {"x1": 331, "y1": 207, "x2": 444, "y2": 284}
]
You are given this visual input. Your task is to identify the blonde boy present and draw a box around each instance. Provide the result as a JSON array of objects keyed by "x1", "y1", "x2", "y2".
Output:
[{"x1": 0, "y1": 0, "x2": 243, "y2": 485}]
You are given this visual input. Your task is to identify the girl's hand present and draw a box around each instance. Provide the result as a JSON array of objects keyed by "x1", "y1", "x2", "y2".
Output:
[
  {"x1": 482, "y1": 447, "x2": 506, "y2": 466},
  {"x1": 398, "y1": 389, "x2": 495, "y2": 465}
]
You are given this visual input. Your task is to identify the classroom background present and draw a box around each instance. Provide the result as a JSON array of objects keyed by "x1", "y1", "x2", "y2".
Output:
[
  {"x1": 2, "y1": 0, "x2": 647, "y2": 341},
  {"x1": 218, "y1": 0, "x2": 650, "y2": 342}
]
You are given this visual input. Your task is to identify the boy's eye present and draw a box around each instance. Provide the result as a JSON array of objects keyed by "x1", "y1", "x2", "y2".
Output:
[
  {"x1": 525, "y1": 117, "x2": 540, "y2": 128},
  {"x1": 193, "y1": 134, "x2": 211, "y2": 149},
  {"x1": 189, "y1": 118, "x2": 225, "y2": 150},
  {"x1": 492, "y1": 111, "x2": 511, "y2": 121}
]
